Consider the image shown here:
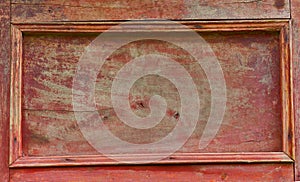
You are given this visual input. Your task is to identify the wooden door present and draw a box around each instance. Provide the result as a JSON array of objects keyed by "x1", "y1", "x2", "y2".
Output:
[{"x1": 1, "y1": 0, "x2": 300, "y2": 181}]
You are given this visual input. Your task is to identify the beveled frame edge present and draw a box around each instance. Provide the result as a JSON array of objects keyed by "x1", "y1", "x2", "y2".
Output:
[
  {"x1": 10, "y1": 152, "x2": 292, "y2": 168},
  {"x1": 280, "y1": 21, "x2": 295, "y2": 160},
  {"x1": 9, "y1": 20, "x2": 294, "y2": 168},
  {"x1": 9, "y1": 25, "x2": 22, "y2": 166}
]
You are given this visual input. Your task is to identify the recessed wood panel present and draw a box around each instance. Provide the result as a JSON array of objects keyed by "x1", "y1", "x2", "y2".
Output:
[{"x1": 21, "y1": 30, "x2": 282, "y2": 156}]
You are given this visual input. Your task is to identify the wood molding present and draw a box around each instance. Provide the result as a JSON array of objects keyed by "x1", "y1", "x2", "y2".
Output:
[
  {"x1": 10, "y1": 152, "x2": 293, "y2": 168},
  {"x1": 280, "y1": 22, "x2": 295, "y2": 159},
  {"x1": 9, "y1": 20, "x2": 294, "y2": 167},
  {"x1": 10, "y1": 25, "x2": 23, "y2": 165}
]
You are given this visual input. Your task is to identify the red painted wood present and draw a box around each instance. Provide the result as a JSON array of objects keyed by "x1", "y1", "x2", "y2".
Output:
[
  {"x1": 11, "y1": 0, "x2": 290, "y2": 23},
  {"x1": 21, "y1": 31, "x2": 282, "y2": 157},
  {"x1": 10, "y1": 164, "x2": 294, "y2": 182},
  {"x1": 2, "y1": 0, "x2": 296, "y2": 180},
  {"x1": 0, "y1": 1, "x2": 10, "y2": 181},
  {"x1": 291, "y1": 0, "x2": 300, "y2": 180}
]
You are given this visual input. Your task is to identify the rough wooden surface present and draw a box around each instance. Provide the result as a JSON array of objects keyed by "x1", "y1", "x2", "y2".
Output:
[
  {"x1": 9, "y1": 163, "x2": 294, "y2": 181},
  {"x1": 6, "y1": 0, "x2": 295, "y2": 180},
  {"x1": 21, "y1": 31, "x2": 283, "y2": 156},
  {"x1": 11, "y1": 0, "x2": 290, "y2": 23},
  {"x1": 291, "y1": 0, "x2": 300, "y2": 180},
  {"x1": 0, "y1": 1, "x2": 10, "y2": 181}
]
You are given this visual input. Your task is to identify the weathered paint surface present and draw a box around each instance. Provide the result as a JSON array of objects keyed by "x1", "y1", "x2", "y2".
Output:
[
  {"x1": 11, "y1": 0, "x2": 290, "y2": 23},
  {"x1": 291, "y1": 0, "x2": 300, "y2": 180},
  {"x1": 0, "y1": 0, "x2": 10, "y2": 181},
  {"x1": 1, "y1": 0, "x2": 296, "y2": 180},
  {"x1": 10, "y1": 164, "x2": 294, "y2": 182},
  {"x1": 22, "y1": 31, "x2": 282, "y2": 156}
]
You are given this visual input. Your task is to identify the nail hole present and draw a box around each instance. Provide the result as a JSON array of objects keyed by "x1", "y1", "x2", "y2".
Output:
[
  {"x1": 288, "y1": 131, "x2": 292, "y2": 141},
  {"x1": 173, "y1": 112, "x2": 180, "y2": 119},
  {"x1": 64, "y1": 158, "x2": 74, "y2": 162},
  {"x1": 137, "y1": 101, "x2": 145, "y2": 108},
  {"x1": 195, "y1": 25, "x2": 203, "y2": 29}
]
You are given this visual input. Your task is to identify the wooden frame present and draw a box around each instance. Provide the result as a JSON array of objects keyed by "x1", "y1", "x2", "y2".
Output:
[
  {"x1": 9, "y1": 20, "x2": 294, "y2": 168},
  {"x1": 0, "y1": 1, "x2": 11, "y2": 181},
  {"x1": 291, "y1": 1, "x2": 300, "y2": 181}
]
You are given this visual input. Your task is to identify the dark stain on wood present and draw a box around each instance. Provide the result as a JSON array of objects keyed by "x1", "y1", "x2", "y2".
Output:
[
  {"x1": 30, "y1": 133, "x2": 50, "y2": 144},
  {"x1": 173, "y1": 112, "x2": 180, "y2": 119},
  {"x1": 274, "y1": 0, "x2": 285, "y2": 9},
  {"x1": 64, "y1": 158, "x2": 75, "y2": 162}
]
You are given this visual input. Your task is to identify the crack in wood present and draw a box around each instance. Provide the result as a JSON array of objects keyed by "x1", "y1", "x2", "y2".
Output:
[{"x1": 223, "y1": 0, "x2": 263, "y2": 4}]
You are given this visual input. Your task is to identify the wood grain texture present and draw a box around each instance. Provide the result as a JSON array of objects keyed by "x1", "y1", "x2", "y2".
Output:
[
  {"x1": 21, "y1": 109, "x2": 282, "y2": 156},
  {"x1": 279, "y1": 23, "x2": 294, "y2": 159},
  {"x1": 6, "y1": 0, "x2": 296, "y2": 180},
  {"x1": 22, "y1": 31, "x2": 282, "y2": 111},
  {"x1": 291, "y1": 0, "x2": 300, "y2": 180},
  {"x1": 20, "y1": 30, "x2": 283, "y2": 157},
  {"x1": 10, "y1": 25, "x2": 23, "y2": 165},
  {"x1": 9, "y1": 163, "x2": 294, "y2": 182},
  {"x1": 0, "y1": 1, "x2": 10, "y2": 181},
  {"x1": 10, "y1": 152, "x2": 292, "y2": 168},
  {"x1": 7, "y1": 21, "x2": 291, "y2": 167},
  {"x1": 11, "y1": 0, "x2": 290, "y2": 23},
  {"x1": 15, "y1": 28, "x2": 282, "y2": 159}
]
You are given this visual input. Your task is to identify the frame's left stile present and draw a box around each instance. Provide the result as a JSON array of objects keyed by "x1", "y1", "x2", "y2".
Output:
[{"x1": 0, "y1": 0, "x2": 11, "y2": 181}]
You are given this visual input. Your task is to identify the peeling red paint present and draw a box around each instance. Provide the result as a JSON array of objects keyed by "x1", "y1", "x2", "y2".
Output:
[{"x1": 22, "y1": 31, "x2": 282, "y2": 156}]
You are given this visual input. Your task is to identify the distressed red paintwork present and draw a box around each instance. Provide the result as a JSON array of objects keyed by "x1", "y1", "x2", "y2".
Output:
[
  {"x1": 21, "y1": 31, "x2": 283, "y2": 157},
  {"x1": 0, "y1": 1, "x2": 10, "y2": 182},
  {"x1": 0, "y1": 0, "x2": 298, "y2": 181},
  {"x1": 292, "y1": 0, "x2": 300, "y2": 180},
  {"x1": 10, "y1": 164, "x2": 294, "y2": 182},
  {"x1": 11, "y1": 0, "x2": 290, "y2": 23}
]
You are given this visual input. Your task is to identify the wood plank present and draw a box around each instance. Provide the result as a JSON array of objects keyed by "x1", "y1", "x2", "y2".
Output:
[
  {"x1": 9, "y1": 164, "x2": 294, "y2": 181},
  {"x1": 11, "y1": 0, "x2": 290, "y2": 23},
  {"x1": 291, "y1": 0, "x2": 300, "y2": 180},
  {"x1": 0, "y1": 1, "x2": 10, "y2": 182}
]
